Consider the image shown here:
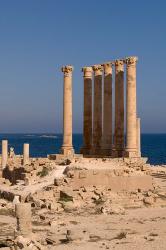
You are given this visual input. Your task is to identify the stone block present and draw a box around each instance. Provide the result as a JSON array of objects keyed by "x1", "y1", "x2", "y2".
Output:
[
  {"x1": 60, "y1": 188, "x2": 75, "y2": 202},
  {"x1": 79, "y1": 171, "x2": 87, "y2": 179},
  {"x1": 15, "y1": 203, "x2": 32, "y2": 237},
  {"x1": 93, "y1": 170, "x2": 99, "y2": 175}
]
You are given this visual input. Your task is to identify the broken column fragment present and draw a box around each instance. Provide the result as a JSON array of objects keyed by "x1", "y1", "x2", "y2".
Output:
[{"x1": 15, "y1": 203, "x2": 32, "y2": 237}]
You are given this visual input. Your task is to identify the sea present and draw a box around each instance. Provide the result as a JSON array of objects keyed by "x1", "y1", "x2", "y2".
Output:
[{"x1": 0, "y1": 134, "x2": 166, "y2": 165}]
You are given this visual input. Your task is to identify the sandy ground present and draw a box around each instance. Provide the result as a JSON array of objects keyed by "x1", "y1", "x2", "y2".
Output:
[
  {"x1": 1, "y1": 207, "x2": 166, "y2": 249},
  {"x1": 1, "y1": 160, "x2": 166, "y2": 249}
]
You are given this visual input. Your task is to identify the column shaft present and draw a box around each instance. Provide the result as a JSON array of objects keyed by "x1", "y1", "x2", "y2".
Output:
[
  {"x1": 102, "y1": 63, "x2": 113, "y2": 155},
  {"x1": 136, "y1": 117, "x2": 141, "y2": 157},
  {"x1": 125, "y1": 57, "x2": 138, "y2": 157},
  {"x1": 1, "y1": 140, "x2": 8, "y2": 168},
  {"x1": 114, "y1": 60, "x2": 124, "y2": 157},
  {"x1": 61, "y1": 65, "x2": 74, "y2": 156},
  {"x1": 81, "y1": 67, "x2": 93, "y2": 155},
  {"x1": 92, "y1": 65, "x2": 103, "y2": 155},
  {"x1": 23, "y1": 143, "x2": 29, "y2": 165}
]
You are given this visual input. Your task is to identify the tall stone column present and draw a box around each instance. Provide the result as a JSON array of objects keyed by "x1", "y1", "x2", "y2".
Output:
[
  {"x1": 61, "y1": 65, "x2": 74, "y2": 156},
  {"x1": 81, "y1": 67, "x2": 93, "y2": 155},
  {"x1": 23, "y1": 143, "x2": 29, "y2": 165},
  {"x1": 125, "y1": 57, "x2": 138, "y2": 157},
  {"x1": 102, "y1": 62, "x2": 113, "y2": 155},
  {"x1": 92, "y1": 65, "x2": 103, "y2": 155},
  {"x1": 136, "y1": 117, "x2": 141, "y2": 157},
  {"x1": 1, "y1": 140, "x2": 8, "y2": 168},
  {"x1": 113, "y1": 60, "x2": 124, "y2": 157}
]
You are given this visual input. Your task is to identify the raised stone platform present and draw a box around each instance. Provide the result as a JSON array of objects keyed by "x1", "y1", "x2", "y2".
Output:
[
  {"x1": 66, "y1": 171, "x2": 153, "y2": 191},
  {"x1": 48, "y1": 153, "x2": 83, "y2": 162},
  {"x1": 63, "y1": 157, "x2": 152, "y2": 192}
]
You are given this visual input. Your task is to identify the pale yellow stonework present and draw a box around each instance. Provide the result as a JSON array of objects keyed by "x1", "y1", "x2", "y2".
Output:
[
  {"x1": 137, "y1": 117, "x2": 141, "y2": 157},
  {"x1": 1, "y1": 140, "x2": 8, "y2": 168},
  {"x1": 15, "y1": 203, "x2": 32, "y2": 237},
  {"x1": 60, "y1": 65, "x2": 74, "y2": 156},
  {"x1": 125, "y1": 56, "x2": 138, "y2": 157},
  {"x1": 23, "y1": 143, "x2": 29, "y2": 165}
]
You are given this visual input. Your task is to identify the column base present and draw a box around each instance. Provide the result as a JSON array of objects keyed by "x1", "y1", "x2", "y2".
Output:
[
  {"x1": 91, "y1": 147, "x2": 103, "y2": 156},
  {"x1": 111, "y1": 149, "x2": 124, "y2": 158},
  {"x1": 100, "y1": 148, "x2": 112, "y2": 156},
  {"x1": 137, "y1": 152, "x2": 141, "y2": 157},
  {"x1": 60, "y1": 146, "x2": 74, "y2": 157},
  {"x1": 124, "y1": 150, "x2": 139, "y2": 158},
  {"x1": 80, "y1": 146, "x2": 91, "y2": 155}
]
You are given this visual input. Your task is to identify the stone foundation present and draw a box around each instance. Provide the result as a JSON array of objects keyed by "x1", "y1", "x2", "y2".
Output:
[
  {"x1": 64, "y1": 157, "x2": 152, "y2": 192},
  {"x1": 65, "y1": 168, "x2": 152, "y2": 191}
]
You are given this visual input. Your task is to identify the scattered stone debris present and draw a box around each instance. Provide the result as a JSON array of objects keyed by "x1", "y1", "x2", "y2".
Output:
[{"x1": 0, "y1": 153, "x2": 166, "y2": 249}]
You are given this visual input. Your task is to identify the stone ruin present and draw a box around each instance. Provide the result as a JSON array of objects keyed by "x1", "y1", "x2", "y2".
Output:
[
  {"x1": 58, "y1": 57, "x2": 140, "y2": 159},
  {"x1": 1, "y1": 56, "x2": 165, "y2": 249},
  {"x1": 0, "y1": 56, "x2": 152, "y2": 193}
]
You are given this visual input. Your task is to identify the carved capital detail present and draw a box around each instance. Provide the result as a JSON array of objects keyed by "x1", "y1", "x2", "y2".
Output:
[
  {"x1": 102, "y1": 62, "x2": 113, "y2": 75},
  {"x1": 114, "y1": 60, "x2": 124, "y2": 67},
  {"x1": 92, "y1": 64, "x2": 103, "y2": 76},
  {"x1": 125, "y1": 56, "x2": 138, "y2": 66},
  {"x1": 61, "y1": 65, "x2": 74, "y2": 76},
  {"x1": 82, "y1": 67, "x2": 93, "y2": 78}
]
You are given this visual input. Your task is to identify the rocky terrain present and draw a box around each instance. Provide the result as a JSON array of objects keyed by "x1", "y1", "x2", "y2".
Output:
[{"x1": 0, "y1": 155, "x2": 166, "y2": 249}]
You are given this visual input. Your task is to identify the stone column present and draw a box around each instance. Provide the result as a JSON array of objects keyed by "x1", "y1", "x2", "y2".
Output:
[
  {"x1": 136, "y1": 117, "x2": 141, "y2": 157},
  {"x1": 1, "y1": 140, "x2": 8, "y2": 168},
  {"x1": 61, "y1": 65, "x2": 74, "y2": 156},
  {"x1": 23, "y1": 143, "x2": 29, "y2": 165},
  {"x1": 15, "y1": 203, "x2": 32, "y2": 237},
  {"x1": 125, "y1": 57, "x2": 138, "y2": 157},
  {"x1": 102, "y1": 62, "x2": 113, "y2": 155},
  {"x1": 81, "y1": 67, "x2": 93, "y2": 155},
  {"x1": 92, "y1": 65, "x2": 103, "y2": 155},
  {"x1": 113, "y1": 60, "x2": 124, "y2": 157}
]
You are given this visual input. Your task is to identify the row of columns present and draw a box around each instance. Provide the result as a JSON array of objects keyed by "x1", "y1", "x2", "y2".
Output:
[
  {"x1": 81, "y1": 56, "x2": 141, "y2": 157},
  {"x1": 60, "y1": 57, "x2": 141, "y2": 158},
  {"x1": 0, "y1": 140, "x2": 30, "y2": 169}
]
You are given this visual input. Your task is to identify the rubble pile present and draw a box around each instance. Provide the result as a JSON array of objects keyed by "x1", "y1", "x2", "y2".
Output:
[{"x1": 0, "y1": 154, "x2": 166, "y2": 249}]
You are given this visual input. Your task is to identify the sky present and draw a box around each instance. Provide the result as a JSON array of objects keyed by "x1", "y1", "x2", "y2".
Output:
[{"x1": 0, "y1": 0, "x2": 166, "y2": 133}]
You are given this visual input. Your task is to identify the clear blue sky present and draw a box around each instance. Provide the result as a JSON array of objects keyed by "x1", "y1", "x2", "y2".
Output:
[{"x1": 0, "y1": 0, "x2": 166, "y2": 133}]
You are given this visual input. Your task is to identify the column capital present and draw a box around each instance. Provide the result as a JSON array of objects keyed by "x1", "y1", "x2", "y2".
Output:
[
  {"x1": 82, "y1": 67, "x2": 93, "y2": 78},
  {"x1": 102, "y1": 62, "x2": 113, "y2": 75},
  {"x1": 125, "y1": 56, "x2": 138, "y2": 66},
  {"x1": 114, "y1": 59, "x2": 124, "y2": 67},
  {"x1": 61, "y1": 65, "x2": 74, "y2": 76},
  {"x1": 92, "y1": 64, "x2": 103, "y2": 76},
  {"x1": 114, "y1": 60, "x2": 124, "y2": 71}
]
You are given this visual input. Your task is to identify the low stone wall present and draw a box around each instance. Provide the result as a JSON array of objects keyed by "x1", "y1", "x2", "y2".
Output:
[{"x1": 65, "y1": 168, "x2": 153, "y2": 191}]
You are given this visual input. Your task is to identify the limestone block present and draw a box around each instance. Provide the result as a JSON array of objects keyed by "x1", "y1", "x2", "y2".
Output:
[
  {"x1": 93, "y1": 170, "x2": 99, "y2": 175},
  {"x1": 54, "y1": 177, "x2": 64, "y2": 186},
  {"x1": 66, "y1": 229, "x2": 87, "y2": 242},
  {"x1": 79, "y1": 171, "x2": 87, "y2": 179},
  {"x1": 1, "y1": 140, "x2": 8, "y2": 168},
  {"x1": 13, "y1": 195, "x2": 20, "y2": 205},
  {"x1": 23, "y1": 143, "x2": 29, "y2": 166},
  {"x1": 15, "y1": 203, "x2": 32, "y2": 237},
  {"x1": 143, "y1": 196, "x2": 155, "y2": 205},
  {"x1": 60, "y1": 188, "x2": 75, "y2": 201}
]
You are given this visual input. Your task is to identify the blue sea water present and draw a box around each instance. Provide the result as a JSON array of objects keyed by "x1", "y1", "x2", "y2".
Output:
[{"x1": 0, "y1": 134, "x2": 166, "y2": 165}]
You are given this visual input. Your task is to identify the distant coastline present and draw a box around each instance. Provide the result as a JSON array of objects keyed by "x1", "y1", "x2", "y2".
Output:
[{"x1": 0, "y1": 133, "x2": 166, "y2": 165}]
